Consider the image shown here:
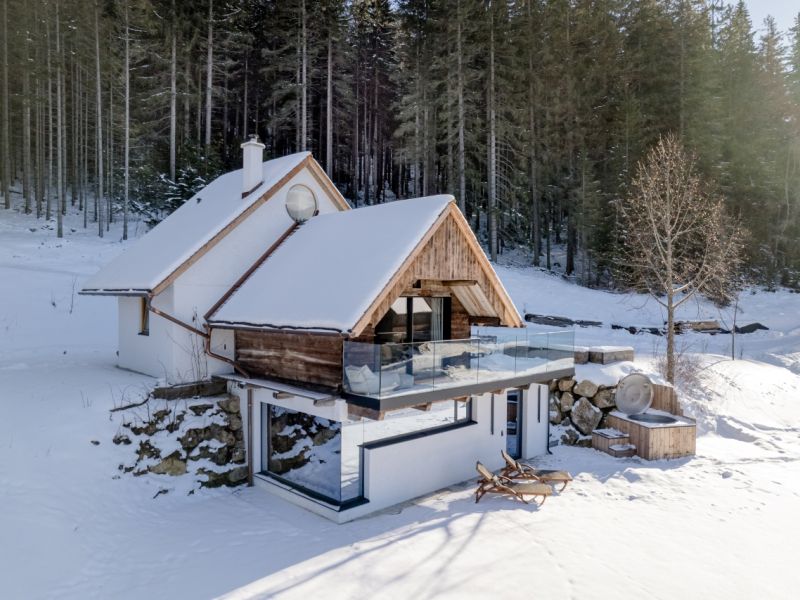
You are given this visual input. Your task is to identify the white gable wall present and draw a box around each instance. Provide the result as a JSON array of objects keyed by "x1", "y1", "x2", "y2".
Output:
[
  {"x1": 118, "y1": 288, "x2": 176, "y2": 381},
  {"x1": 122, "y1": 167, "x2": 344, "y2": 383}
]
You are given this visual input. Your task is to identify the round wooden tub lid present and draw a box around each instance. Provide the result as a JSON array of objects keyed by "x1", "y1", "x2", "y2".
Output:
[{"x1": 616, "y1": 373, "x2": 654, "y2": 415}]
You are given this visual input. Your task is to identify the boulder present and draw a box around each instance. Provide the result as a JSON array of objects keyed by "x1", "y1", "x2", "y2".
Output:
[
  {"x1": 548, "y1": 379, "x2": 559, "y2": 393},
  {"x1": 574, "y1": 379, "x2": 599, "y2": 399},
  {"x1": 198, "y1": 466, "x2": 248, "y2": 488},
  {"x1": 559, "y1": 425, "x2": 580, "y2": 446},
  {"x1": 593, "y1": 388, "x2": 616, "y2": 410},
  {"x1": 559, "y1": 391, "x2": 575, "y2": 413},
  {"x1": 558, "y1": 378, "x2": 575, "y2": 393},
  {"x1": 180, "y1": 424, "x2": 236, "y2": 451},
  {"x1": 570, "y1": 397, "x2": 602, "y2": 435},
  {"x1": 227, "y1": 466, "x2": 248, "y2": 484},
  {"x1": 113, "y1": 433, "x2": 131, "y2": 446},
  {"x1": 227, "y1": 414, "x2": 243, "y2": 431},
  {"x1": 153, "y1": 408, "x2": 171, "y2": 423},
  {"x1": 230, "y1": 447, "x2": 246, "y2": 464},
  {"x1": 189, "y1": 403, "x2": 214, "y2": 416},
  {"x1": 217, "y1": 396, "x2": 241, "y2": 414},
  {"x1": 190, "y1": 443, "x2": 231, "y2": 466},
  {"x1": 136, "y1": 440, "x2": 161, "y2": 461},
  {"x1": 150, "y1": 451, "x2": 187, "y2": 476}
]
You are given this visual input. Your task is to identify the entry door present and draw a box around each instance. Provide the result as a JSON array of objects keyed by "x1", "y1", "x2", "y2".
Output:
[{"x1": 506, "y1": 389, "x2": 522, "y2": 459}]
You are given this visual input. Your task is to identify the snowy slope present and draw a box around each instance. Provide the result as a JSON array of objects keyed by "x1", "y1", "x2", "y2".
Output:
[{"x1": 1, "y1": 208, "x2": 799, "y2": 600}]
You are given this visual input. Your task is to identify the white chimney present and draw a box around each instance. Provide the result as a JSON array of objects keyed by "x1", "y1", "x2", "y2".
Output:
[{"x1": 241, "y1": 135, "x2": 265, "y2": 197}]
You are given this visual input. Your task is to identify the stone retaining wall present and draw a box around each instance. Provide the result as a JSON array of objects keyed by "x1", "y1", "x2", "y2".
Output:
[
  {"x1": 114, "y1": 393, "x2": 248, "y2": 489},
  {"x1": 549, "y1": 376, "x2": 618, "y2": 446}
]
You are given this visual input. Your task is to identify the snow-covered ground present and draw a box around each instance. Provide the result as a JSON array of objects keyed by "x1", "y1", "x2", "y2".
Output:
[{"x1": 1, "y1": 208, "x2": 799, "y2": 599}]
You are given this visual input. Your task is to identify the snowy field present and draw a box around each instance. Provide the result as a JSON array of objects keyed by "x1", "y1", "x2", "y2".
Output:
[{"x1": 1, "y1": 208, "x2": 799, "y2": 600}]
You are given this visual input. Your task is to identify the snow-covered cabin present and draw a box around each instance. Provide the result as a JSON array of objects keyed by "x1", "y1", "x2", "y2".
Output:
[{"x1": 83, "y1": 143, "x2": 574, "y2": 521}]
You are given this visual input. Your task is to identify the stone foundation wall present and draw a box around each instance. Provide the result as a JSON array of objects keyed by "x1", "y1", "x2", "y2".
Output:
[
  {"x1": 548, "y1": 377, "x2": 618, "y2": 446},
  {"x1": 114, "y1": 393, "x2": 248, "y2": 489}
]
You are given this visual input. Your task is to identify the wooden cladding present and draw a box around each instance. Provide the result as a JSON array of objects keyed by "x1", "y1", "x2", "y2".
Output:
[
  {"x1": 606, "y1": 414, "x2": 696, "y2": 460},
  {"x1": 358, "y1": 211, "x2": 520, "y2": 335},
  {"x1": 651, "y1": 384, "x2": 684, "y2": 416},
  {"x1": 235, "y1": 329, "x2": 343, "y2": 390}
]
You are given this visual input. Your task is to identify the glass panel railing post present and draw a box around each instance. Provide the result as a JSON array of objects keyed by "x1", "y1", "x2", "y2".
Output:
[
  {"x1": 476, "y1": 337, "x2": 481, "y2": 384},
  {"x1": 433, "y1": 341, "x2": 437, "y2": 391},
  {"x1": 514, "y1": 333, "x2": 518, "y2": 377},
  {"x1": 376, "y1": 343, "x2": 382, "y2": 398}
]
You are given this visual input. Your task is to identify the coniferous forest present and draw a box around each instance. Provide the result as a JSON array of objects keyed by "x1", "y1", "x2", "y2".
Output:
[{"x1": 1, "y1": 1, "x2": 799, "y2": 287}]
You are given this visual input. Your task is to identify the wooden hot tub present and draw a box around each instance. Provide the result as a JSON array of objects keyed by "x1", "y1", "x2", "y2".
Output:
[{"x1": 606, "y1": 410, "x2": 696, "y2": 460}]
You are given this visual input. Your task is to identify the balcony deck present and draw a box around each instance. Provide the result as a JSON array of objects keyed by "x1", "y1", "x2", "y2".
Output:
[{"x1": 343, "y1": 329, "x2": 575, "y2": 411}]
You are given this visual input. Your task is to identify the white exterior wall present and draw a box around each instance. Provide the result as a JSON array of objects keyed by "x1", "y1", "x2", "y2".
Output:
[
  {"x1": 360, "y1": 392, "x2": 505, "y2": 514},
  {"x1": 117, "y1": 289, "x2": 177, "y2": 381},
  {"x1": 521, "y1": 384, "x2": 550, "y2": 459}
]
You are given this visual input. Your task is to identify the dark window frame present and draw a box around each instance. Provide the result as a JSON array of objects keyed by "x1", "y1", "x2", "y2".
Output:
[
  {"x1": 138, "y1": 297, "x2": 150, "y2": 336},
  {"x1": 260, "y1": 402, "x2": 364, "y2": 508}
]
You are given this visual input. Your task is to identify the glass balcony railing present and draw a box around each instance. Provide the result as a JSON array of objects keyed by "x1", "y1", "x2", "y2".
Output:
[{"x1": 342, "y1": 328, "x2": 574, "y2": 399}]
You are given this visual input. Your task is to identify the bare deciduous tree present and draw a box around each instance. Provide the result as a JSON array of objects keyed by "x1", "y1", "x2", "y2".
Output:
[{"x1": 618, "y1": 134, "x2": 744, "y2": 384}]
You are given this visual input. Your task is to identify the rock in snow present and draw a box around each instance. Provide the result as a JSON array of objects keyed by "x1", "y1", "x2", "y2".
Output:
[
  {"x1": 571, "y1": 398, "x2": 602, "y2": 435},
  {"x1": 574, "y1": 379, "x2": 599, "y2": 398}
]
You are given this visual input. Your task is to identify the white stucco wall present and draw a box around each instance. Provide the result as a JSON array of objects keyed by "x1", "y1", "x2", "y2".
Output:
[
  {"x1": 521, "y1": 384, "x2": 550, "y2": 459},
  {"x1": 360, "y1": 392, "x2": 506, "y2": 513},
  {"x1": 117, "y1": 290, "x2": 176, "y2": 380}
]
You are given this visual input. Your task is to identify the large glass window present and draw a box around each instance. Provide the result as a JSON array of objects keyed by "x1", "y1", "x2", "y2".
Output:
[
  {"x1": 262, "y1": 398, "x2": 473, "y2": 505},
  {"x1": 375, "y1": 296, "x2": 451, "y2": 344},
  {"x1": 262, "y1": 404, "x2": 345, "y2": 502}
]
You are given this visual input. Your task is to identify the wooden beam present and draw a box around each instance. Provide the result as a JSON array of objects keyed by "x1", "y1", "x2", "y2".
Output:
[
  {"x1": 347, "y1": 403, "x2": 384, "y2": 421},
  {"x1": 447, "y1": 205, "x2": 524, "y2": 327},
  {"x1": 306, "y1": 154, "x2": 351, "y2": 212}
]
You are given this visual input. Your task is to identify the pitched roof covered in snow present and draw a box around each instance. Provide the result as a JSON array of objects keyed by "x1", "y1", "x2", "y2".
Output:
[
  {"x1": 207, "y1": 195, "x2": 523, "y2": 334},
  {"x1": 81, "y1": 152, "x2": 346, "y2": 294}
]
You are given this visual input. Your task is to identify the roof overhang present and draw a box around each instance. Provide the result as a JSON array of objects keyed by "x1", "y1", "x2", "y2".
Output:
[{"x1": 78, "y1": 289, "x2": 150, "y2": 297}]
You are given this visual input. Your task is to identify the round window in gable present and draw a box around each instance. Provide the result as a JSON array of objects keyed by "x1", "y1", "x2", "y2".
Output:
[{"x1": 285, "y1": 184, "x2": 318, "y2": 223}]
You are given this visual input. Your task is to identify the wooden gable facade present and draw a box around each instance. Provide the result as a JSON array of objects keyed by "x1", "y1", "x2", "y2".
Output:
[{"x1": 232, "y1": 200, "x2": 522, "y2": 390}]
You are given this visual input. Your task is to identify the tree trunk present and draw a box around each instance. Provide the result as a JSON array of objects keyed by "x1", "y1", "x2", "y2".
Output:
[
  {"x1": 527, "y1": 1, "x2": 540, "y2": 266},
  {"x1": 204, "y1": 0, "x2": 213, "y2": 148},
  {"x1": 666, "y1": 290, "x2": 675, "y2": 385},
  {"x1": 300, "y1": 0, "x2": 307, "y2": 152},
  {"x1": 242, "y1": 56, "x2": 248, "y2": 138},
  {"x1": 55, "y1": 0, "x2": 63, "y2": 237},
  {"x1": 456, "y1": 4, "x2": 466, "y2": 214},
  {"x1": 46, "y1": 15, "x2": 53, "y2": 222},
  {"x1": 23, "y1": 39, "x2": 32, "y2": 214},
  {"x1": 169, "y1": 0, "x2": 177, "y2": 181},
  {"x1": 1, "y1": 0, "x2": 10, "y2": 209},
  {"x1": 488, "y1": 6, "x2": 498, "y2": 262},
  {"x1": 95, "y1": 1, "x2": 104, "y2": 238},
  {"x1": 326, "y1": 34, "x2": 333, "y2": 176},
  {"x1": 123, "y1": 1, "x2": 130, "y2": 240}
]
